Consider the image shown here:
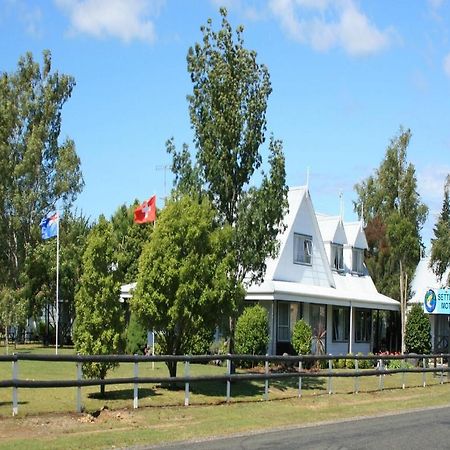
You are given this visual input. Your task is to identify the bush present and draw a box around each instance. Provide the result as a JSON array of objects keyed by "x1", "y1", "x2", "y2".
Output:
[
  {"x1": 291, "y1": 319, "x2": 312, "y2": 355},
  {"x1": 335, "y1": 356, "x2": 346, "y2": 369},
  {"x1": 125, "y1": 312, "x2": 148, "y2": 355},
  {"x1": 405, "y1": 304, "x2": 432, "y2": 354},
  {"x1": 345, "y1": 353, "x2": 355, "y2": 369},
  {"x1": 235, "y1": 305, "x2": 269, "y2": 364}
]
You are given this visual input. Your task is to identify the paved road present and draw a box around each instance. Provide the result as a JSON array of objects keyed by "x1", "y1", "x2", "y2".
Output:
[{"x1": 147, "y1": 405, "x2": 450, "y2": 450}]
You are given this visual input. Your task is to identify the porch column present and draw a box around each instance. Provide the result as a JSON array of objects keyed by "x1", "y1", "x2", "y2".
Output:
[{"x1": 349, "y1": 302, "x2": 353, "y2": 354}]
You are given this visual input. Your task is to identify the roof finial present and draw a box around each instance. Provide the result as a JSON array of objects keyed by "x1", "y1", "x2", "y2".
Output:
[
  {"x1": 306, "y1": 166, "x2": 310, "y2": 194},
  {"x1": 339, "y1": 190, "x2": 344, "y2": 221}
]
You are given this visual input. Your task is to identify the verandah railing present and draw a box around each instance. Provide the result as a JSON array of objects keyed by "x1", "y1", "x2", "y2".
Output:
[{"x1": 0, "y1": 353, "x2": 449, "y2": 416}]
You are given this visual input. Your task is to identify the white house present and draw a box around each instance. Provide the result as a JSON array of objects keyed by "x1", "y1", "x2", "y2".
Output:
[
  {"x1": 409, "y1": 256, "x2": 450, "y2": 353},
  {"x1": 246, "y1": 186, "x2": 400, "y2": 355}
]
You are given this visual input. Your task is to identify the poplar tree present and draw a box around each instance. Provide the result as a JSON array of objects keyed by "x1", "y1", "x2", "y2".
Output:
[
  {"x1": 354, "y1": 127, "x2": 428, "y2": 352},
  {"x1": 430, "y1": 175, "x2": 450, "y2": 285},
  {"x1": 169, "y1": 8, "x2": 288, "y2": 351},
  {"x1": 0, "y1": 51, "x2": 83, "y2": 290},
  {"x1": 74, "y1": 217, "x2": 124, "y2": 394}
]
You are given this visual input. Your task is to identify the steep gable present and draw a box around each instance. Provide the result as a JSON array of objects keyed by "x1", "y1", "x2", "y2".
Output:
[{"x1": 268, "y1": 187, "x2": 335, "y2": 288}]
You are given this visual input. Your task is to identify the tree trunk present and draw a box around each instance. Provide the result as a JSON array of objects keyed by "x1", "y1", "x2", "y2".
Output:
[
  {"x1": 167, "y1": 360, "x2": 177, "y2": 378},
  {"x1": 399, "y1": 260, "x2": 408, "y2": 354},
  {"x1": 5, "y1": 325, "x2": 9, "y2": 356},
  {"x1": 100, "y1": 379, "x2": 105, "y2": 396},
  {"x1": 228, "y1": 316, "x2": 236, "y2": 374}
]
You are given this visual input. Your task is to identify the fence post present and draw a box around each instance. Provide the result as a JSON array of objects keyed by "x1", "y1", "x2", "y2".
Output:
[
  {"x1": 264, "y1": 355, "x2": 269, "y2": 401},
  {"x1": 422, "y1": 357, "x2": 426, "y2": 388},
  {"x1": 402, "y1": 358, "x2": 406, "y2": 390},
  {"x1": 441, "y1": 355, "x2": 444, "y2": 385},
  {"x1": 378, "y1": 359, "x2": 384, "y2": 391},
  {"x1": 328, "y1": 357, "x2": 333, "y2": 395},
  {"x1": 76, "y1": 354, "x2": 82, "y2": 413},
  {"x1": 354, "y1": 358, "x2": 359, "y2": 394},
  {"x1": 298, "y1": 360, "x2": 302, "y2": 398},
  {"x1": 184, "y1": 360, "x2": 190, "y2": 407},
  {"x1": 12, "y1": 354, "x2": 18, "y2": 416},
  {"x1": 226, "y1": 355, "x2": 231, "y2": 403},
  {"x1": 133, "y1": 355, "x2": 139, "y2": 409}
]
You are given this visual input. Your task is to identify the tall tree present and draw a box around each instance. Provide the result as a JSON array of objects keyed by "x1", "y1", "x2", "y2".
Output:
[
  {"x1": 0, "y1": 287, "x2": 27, "y2": 354},
  {"x1": 169, "y1": 8, "x2": 288, "y2": 350},
  {"x1": 73, "y1": 216, "x2": 124, "y2": 394},
  {"x1": 0, "y1": 50, "x2": 83, "y2": 290},
  {"x1": 354, "y1": 127, "x2": 428, "y2": 352},
  {"x1": 430, "y1": 175, "x2": 450, "y2": 285},
  {"x1": 132, "y1": 195, "x2": 239, "y2": 377}
]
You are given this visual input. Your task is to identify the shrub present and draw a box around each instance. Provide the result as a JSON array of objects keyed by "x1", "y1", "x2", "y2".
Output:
[
  {"x1": 235, "y1": 305, "x2": 269, "y2": 365},
  {"x1": 335, "y1": 356, "x2": 346, "y2": 369},
  {"x1": 125, "y1": 312, "x2": 148, "y2": 355},
  {"x1": 345, "y1": 353, "x2": 355, "y2": 369},
  {"x1": 187, "y1": 326, "x2": 215, "y2": 355},
  {"x1": 405, "y1": 304, "x2": 432, "y2": 354},
  {"x1": 291, "y1": 319, "x2": 312, "y2": 355}
]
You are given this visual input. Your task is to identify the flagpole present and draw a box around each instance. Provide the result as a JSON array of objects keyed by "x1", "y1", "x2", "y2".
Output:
[{"x1": 55, "y1": 212, "x2": 60, "y2": 355}]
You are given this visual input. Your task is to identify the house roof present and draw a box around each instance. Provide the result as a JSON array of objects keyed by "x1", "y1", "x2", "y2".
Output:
[
  {"x1": 410, "y1": 256, "x2": 450, "y2": 304},
  {"x1": 246, "y1": 186, "x2": 399, "y2": 312},
  {"x1": 246, "y1": 279, "x2": 400, "y2": 311},
  {"x1": 344, "y1": 221, "x2": 368, "y2": 249}
]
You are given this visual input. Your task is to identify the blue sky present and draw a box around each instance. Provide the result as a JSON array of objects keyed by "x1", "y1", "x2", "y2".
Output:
[{"x1": 1, "y1": 0, "x2": 450, "y2": 248}]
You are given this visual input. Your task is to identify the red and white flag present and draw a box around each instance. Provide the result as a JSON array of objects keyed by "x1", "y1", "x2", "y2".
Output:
[{"x1": 134, "y1": 195, "x2": 156, "y2": 224}]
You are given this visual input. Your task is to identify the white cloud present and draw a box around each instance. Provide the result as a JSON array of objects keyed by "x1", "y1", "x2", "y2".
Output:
[
  {"x1": 269, "y1": 0, "x2": 393, "y2": 56},
  {"x1": 55, "y1": 0, "x2": 163, "y2": 43},
  {"x1": 443, "y1": 53, "x2": 450, "y2": 78}
]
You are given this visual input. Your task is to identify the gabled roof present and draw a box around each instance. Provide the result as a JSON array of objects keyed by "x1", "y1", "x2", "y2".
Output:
[
  {"x1": 317, "y1": 215, "x2": 348, "y2": 244},
  {"x1": 246, "y1": 186, "x2": 399, "y2": 312},
  {"x1": 344, "y1": 221, "x2": 368, "y2": 249}
]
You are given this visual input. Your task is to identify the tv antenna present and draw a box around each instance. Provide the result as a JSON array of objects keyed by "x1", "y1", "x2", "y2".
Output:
[{"x1": 156, "y1": 164, "x2": 170, "y2": 203}]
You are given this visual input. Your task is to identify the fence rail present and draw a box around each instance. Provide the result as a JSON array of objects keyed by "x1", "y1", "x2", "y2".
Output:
[{"x1": 1, "y1": 353, "x2": 449, "y2": 416}]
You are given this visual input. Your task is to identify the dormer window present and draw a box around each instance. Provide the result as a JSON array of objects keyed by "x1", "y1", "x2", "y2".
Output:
[
  {"x1": 352, "y1": 247, "x2": 364, "y2": 274},
  {"x1": 294, "y1": 233, "x2": 312, "y2": 265},
  {"x1": 331, "y1": 243, "x2": 344, "y2": 271}
]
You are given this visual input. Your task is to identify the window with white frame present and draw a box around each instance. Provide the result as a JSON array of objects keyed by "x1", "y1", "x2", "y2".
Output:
[
  {"x1": 355, "y1": 308, "x2": 371, "y2": 342},
  {"x1": 332, "y1": 306, "x2": 349, "y2": 342},
  {"x1": 331, "y1": 243, "x2": 344, "y2": 271},
  {"x1": 352, "y1": 248, "x2": 364, "y2": 274},
  {"x1": 294, "y1": 233, "x2": 313, "y2": 265},
  {"x1": 277, "y1": 302, "x2": 290, "y2": 342}
]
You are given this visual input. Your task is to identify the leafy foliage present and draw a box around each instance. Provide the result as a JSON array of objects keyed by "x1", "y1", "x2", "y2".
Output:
[
  {"x1": 125, "y1": 311, "x2": 148, "y2": 355},
  {"x1": 430, "y1": 175, "x2": 450, "y2": 286},
  {"x1": 22, "y1": 209, "x2": 90, "y2": 344},
  {"x1": 169, "y1": 9, "x2": 288, "y2": 349},
  {"x1": 235, "y1": 305, "x2": 269, "y2": 364},
  {"x1": 354, "y1": 128, "x2": 428, "y2": 353},
  {"x1": 405, "y1": 304, "x2": 431, "y2": 354},
  {"x1": 291, "y1": 319, "x2": 312, "y2": 355},
  {"x1": 0, "y1": 51, "x2": 83, "y2": 291},
  {"x1": 354, "y1": 128, "x2": 428, "y2": 301},
  {"x1": 0, "y1": 287, "x2": 27, "y2": 344},
  {"x1": 73, "y1": 217, "x2": 125, "y2": 391},
  {"x1": 132, "y1": 195, "x2": 240, "y2": 377}
]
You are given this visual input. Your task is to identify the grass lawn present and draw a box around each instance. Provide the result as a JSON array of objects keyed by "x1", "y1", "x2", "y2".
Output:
[{"x1": 0, "y1": 344, "x2": 449, "y2": 449}]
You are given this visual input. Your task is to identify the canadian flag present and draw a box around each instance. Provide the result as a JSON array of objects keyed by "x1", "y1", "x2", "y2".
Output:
[{"x1": 134, "y1": 195, "x2": 156, "y2": 224}]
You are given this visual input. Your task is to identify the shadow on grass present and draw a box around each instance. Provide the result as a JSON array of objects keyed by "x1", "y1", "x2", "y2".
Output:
[
  {"x1": 88, "y1": 387, "x2": 157, "y2": 401},
  {"x1": 0, "y1": 401, "x2": 28, "y2": 406},
  {"x1": 270, "y1": 376, "x2": 327, "y2": 392},
  {"x1": 188, "y1": 380, "x2": 263, "y2": 398}
]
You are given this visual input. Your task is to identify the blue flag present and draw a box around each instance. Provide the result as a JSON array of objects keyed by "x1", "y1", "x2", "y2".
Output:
[{"x1": 40, "y1": 213, "x2": 58, "y2": 240}]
